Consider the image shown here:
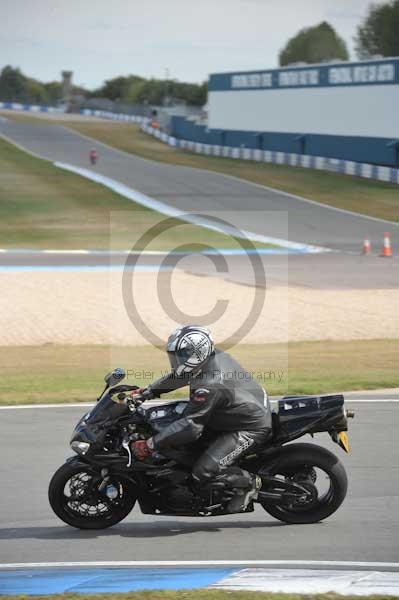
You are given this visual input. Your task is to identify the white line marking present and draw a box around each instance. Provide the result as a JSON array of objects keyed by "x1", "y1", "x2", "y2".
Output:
[
  {"x1": 141, "y1": 127, "x2": 399, "y2": 228},
  {"x1": 2, "y1": 122, "x2": 397, "y2": 241},
  {"x1": 0, "y1": 249, "x2": 179, "y2": 255},
  {"x1": 74, "y1": 123, "x2": 399, "y2": 228},
  {"x1": 214, "y1": 568, "x2": 399, "y2": 595},
  {"x1": 0, "y1": 248, "x2": 305, "y2": 256},
  {"x1": 0, "y1": 403, "x2": 94, "y2": 410},
  {"x1": 42, "y1": 249, "x2": 90, "y2": 254},
  {"x1": 0, "y1": 397, "x2": 398, "y2": 410},
  {"x1": 0, "y1": 126, "x2": 330, "y2": 254},
  {"x1": 0, "y1": 560, "x2": 398, "y2": 570},
  {"x1": 54, "y1": 161, "x2": 328, "y2": 253},
  {"x1": 0, "y1": 132, "x2": 48, "y2": 160},
  {"x1": 344, "y1": 398, "x2": 399, "y2": 402},
  {"x1": 215, "y1": 172, "x2": 399, "y2": 228},
  {"x1": 0, "y1": 129, "x2": 326, "y2": 254},
  {"x1": 0, "y1": 400, "x2": 179, "y2": 410}
]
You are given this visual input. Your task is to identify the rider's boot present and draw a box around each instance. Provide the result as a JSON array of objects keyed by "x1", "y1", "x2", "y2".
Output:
[{"x1": 226, "y1": 474, "x2": 262, "y2": 513}]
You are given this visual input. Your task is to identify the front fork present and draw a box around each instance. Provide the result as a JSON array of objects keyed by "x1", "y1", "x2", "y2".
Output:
[{"x1": 66, "y1": 456, "x2": 138, "y2": 500}]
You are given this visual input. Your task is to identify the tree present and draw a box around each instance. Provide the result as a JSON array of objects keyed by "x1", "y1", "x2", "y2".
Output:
[
  {"x1": 0, "y1": 66, "x2": 66, "y2": 105},
  {"x1": 0, "y1": 65, "x2": 206, "y2": 107},
  {"x1": 125, "y1": 79, "x2": 146, "y2": 104},
  {"x1": 44, "y1": 81, "x2": 63, "y2": 104},
  {"x1": 25, "y1": 79, "x2": 49, "y2": 104},
  {"x1": 93, "y1": 75, "x2": 145, "y2": 101},
  {"x1": 171, "y1": 81, "x2": 207, "y2": 106},
  {"x1": 355, "y1": 1, "x2": 399, "y2": 59},
  {"x1": 279, "y1": 21, "x2": 349, "y2": 66},
  {"x1": 0, "y1": 65, "x2": 26, "y2": 101}
]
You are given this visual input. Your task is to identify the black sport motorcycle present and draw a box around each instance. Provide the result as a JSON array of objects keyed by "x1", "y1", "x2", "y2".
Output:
[{"x1": 49, "y1": 368, "x2": 354, "y2": 529}]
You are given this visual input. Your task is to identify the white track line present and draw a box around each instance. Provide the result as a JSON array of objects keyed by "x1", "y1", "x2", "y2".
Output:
[
  {"x1": 55, "y1": 161, "x2": 327, "y2": 254},
  {"x1": 2, "y1": 123, "x2": 397, "y2": 232},
  {"x1": 1, "y1": 560, "x2": 398, "y2": 570},
  {"x1": 344, "y1": 398, "x2": 399, "y2": 403},
  {"x1": 0, "y1": 403, "x2": 94, "y2": 410},
  {"x1": 1, "y1": 398, "x2": 398, "y2": 410},
  {"x1": 0, "y1": 131, "x2": 49, "y2": 160},
  {"x1": 0, "y1": 400, "x2": 180, "y2": 410},
  {"x1": 0, "y1": 249, "x2": 163, "y2": 255},
  {"x1": 214, "y1": 568, "x2": 399, "y2": 595},
  {"x1": 0, "y1": 128, "x2": 328, "y2": 253},
  {"x1": 222, "y1": 171, "x2": 399, "y2": 227},
  {"x1": 69, "y1": 123, "x2": 399, "y2": 228}
]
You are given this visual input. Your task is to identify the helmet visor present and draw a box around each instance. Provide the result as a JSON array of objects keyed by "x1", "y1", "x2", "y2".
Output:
[
  {"x1": 166, "y1": 327, "x2": 214, "y2": 375},
  {"x1": 167, "y1": 343, "x2": 196, "y2": 372}
]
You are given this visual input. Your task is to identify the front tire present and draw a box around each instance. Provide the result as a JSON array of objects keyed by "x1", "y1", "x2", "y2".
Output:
[
  {"x1": 49, "y1": 461, "x2": 137, "y2": 529},
  {"x1": 258, "y1": 443, "x2": 348, "y2": 524}
]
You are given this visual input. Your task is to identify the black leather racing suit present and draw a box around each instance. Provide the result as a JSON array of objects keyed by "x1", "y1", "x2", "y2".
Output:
[{"x1": 148, "y1": 349, "x2": 272, "y2": 488}]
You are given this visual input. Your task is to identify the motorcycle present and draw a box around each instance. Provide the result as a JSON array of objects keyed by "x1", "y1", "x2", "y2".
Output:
[
  {"x1": 89, "y1": 149, "x2": 97, "y2": 165},
  {"x1": 49, "y1": 368, "x2": 354, "y2": 529}
]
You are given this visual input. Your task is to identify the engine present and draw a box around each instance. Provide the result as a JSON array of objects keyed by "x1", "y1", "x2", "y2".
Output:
[{"x1": 163, "y1": 485, "x2": 195, "y2": 511}]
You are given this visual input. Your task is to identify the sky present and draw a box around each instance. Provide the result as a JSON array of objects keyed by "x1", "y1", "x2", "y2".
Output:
[{"x1": 1, "y1": 0, "x2": 383, "y2": 89}]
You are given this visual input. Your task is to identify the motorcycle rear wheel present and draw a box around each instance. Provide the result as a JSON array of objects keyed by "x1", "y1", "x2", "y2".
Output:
[
  {"x1": 258, "y1": 443, "x2": 348, "y2": 524},
  {"x1": 48, "y1": 461, "x2": 137, "y2": 529}
]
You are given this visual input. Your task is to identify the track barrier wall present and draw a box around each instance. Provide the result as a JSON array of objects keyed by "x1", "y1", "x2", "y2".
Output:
[
  {"x1": 141, "y1": 123, "x2": 399, "y2": 186},
  {"x1": 80, "y1": 108, "x2": 149, "y2": 123},
  {"x1": 171, "y1": 115, "x2": 399, "y2": 167},
  {"x1": 0, "y1": 102, "x2": 149, "y2": 124},
  {"x1": 0, "y1": 101, "x2": 63, "y2": 113}
]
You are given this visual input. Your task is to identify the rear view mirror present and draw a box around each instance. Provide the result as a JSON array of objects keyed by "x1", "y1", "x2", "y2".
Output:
[{"x1": 104, "y1": 368, "x2": 126, "y2": 388}]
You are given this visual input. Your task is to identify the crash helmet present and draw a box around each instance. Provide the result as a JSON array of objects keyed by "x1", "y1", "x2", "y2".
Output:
[{"x1": 166, "y1": 325, "x2": 215, "y2": 376}]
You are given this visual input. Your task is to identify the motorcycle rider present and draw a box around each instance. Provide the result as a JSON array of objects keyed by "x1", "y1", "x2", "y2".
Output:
[
  {"x1": 89, "y1": 148, "x2": 98, "y2": 165},
  {"x1": 130, "y1": 325, "x2": 272, "y2": 513}
]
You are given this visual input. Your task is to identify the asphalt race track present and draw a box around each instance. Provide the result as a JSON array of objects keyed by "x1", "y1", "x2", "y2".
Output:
[
  {"x1": 0, "y1": 119, "x2": 397, "y2": 252},
  {"x1": 1, "y1": 250, "x2": 398, "y2": 290},
  {"x1": 0, "y1": 400, "x2": 398, "y2": 564}
]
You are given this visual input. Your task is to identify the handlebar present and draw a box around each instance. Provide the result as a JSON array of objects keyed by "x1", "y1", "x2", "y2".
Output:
[
  {"x1": 110, "y1": 384, "x2": 139, "y2": 394},
  {"x1": 126, "y1": 395, "x2": 145, "y2": 410},
  {"x1": 106, "y1": 385, "x2": 148, "y2": 410},
  {"x1": 125, "y1": 389, "x2": 154, "y2": 410}
]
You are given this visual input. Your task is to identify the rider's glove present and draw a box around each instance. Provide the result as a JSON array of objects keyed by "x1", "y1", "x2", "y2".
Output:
[
  {"x1": 131, "y1": 438, "x2": 154, "y2": 460},
  {"x1": 129, "y1": 387, "x2": 155, "y2": 402}
]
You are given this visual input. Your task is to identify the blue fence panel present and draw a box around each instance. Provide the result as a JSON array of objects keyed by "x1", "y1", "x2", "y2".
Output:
[
  {"x1": 307, "y1": 133, "x2": 396, "y2": 166},
  {"x1": 142, "y1": 122, "x2": 399, "y2": 185},
  {"x1": 170, "y1": 116, "x2": 398, "y2": 167}
]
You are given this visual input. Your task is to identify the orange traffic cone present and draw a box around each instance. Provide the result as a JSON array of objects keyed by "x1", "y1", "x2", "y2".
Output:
[
  {"x1": 380, "y1": 232, "x2": 392, "y2": 257},
  {"x1": 362, "y1": 238, "x2": 371, "y2": 254}
]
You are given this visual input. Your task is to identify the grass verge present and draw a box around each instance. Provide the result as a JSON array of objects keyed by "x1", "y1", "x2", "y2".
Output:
[
  {"x1": 0, "y1": 592, "x2": 396, "y2": 600},
  {"x1": 20, "y1": 116, "x2": 399, "y2": 223},
  {"x1": 1, "y1": 339, "x2": 398, "y2": 405},
  {"x1": 0, "y1": 136, "x2": 270, "y2": 250}
]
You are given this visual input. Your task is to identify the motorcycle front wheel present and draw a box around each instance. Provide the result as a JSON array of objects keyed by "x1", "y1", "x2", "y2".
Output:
[
  {"x1": 48, "y1": 461, "x2": 137, "y2": 529},
  {"x1": 258, "y1": 443, "x2": 348, "y2": 524}
]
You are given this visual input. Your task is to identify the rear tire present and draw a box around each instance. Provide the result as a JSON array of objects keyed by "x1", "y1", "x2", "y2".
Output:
[
  {"x1": 49, "y1": 462, "x2": 137, "y2": 529},
  {"x1": 258, "y1": 443, "x2": 347, "y2": 524}
]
